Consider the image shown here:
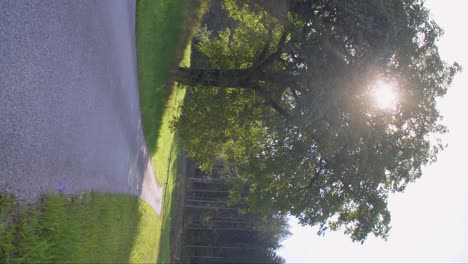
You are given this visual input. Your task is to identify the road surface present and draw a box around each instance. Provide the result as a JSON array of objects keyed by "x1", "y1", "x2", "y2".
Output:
[{"x1": 0, "y1": 0, "x2": 162, "y2": 214}]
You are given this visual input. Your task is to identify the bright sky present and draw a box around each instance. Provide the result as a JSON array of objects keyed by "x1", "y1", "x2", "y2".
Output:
[{"x1": 278, "y1": 1, "x2": 468, "y2": 262}]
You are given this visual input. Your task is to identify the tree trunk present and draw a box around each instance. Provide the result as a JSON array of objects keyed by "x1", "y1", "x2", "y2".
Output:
[
  {"x1": 174, "y1": 67, "x2": 290, "y2": 119},
  {"x1": 174, "y1": 67, "x2": 255, "y2": 88},
  {"x1": 248, "y1": 0, "x2": 292, "y2": 23}
]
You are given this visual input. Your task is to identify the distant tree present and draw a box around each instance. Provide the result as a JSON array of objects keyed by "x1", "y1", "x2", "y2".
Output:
[
  {"x1": 183, "y1": 171, "x2": 290, "y2": 263},
  {"x1": 172, "y1": 0, "x2": 460, "y2": 242}
]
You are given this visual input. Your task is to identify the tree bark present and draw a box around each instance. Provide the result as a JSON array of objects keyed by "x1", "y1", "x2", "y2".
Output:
[
  {"x1": 174, "y1": 67, "x2": 290, "y2": 119},
  {"x1": 174, "y1": 67, "x2": 255, "y2": 88}
]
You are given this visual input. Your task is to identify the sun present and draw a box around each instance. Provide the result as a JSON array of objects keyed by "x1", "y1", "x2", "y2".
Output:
[{"x1": 372, "y1": 80, "x2": 398, "y2": 110}]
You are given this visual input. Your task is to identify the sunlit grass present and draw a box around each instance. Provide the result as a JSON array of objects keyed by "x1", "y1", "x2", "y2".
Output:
[
  {"x1": 0, "y1": 193, "x2": 157, "y2": 263},
  {"x1": 135, "y1": 0, "x2": 189, "y2": 262},
  {"x1": 129, "y1": 201, "x2": 160, "y2": 263},
  {"x1": 136, "y1": 0, "x2": 187, "y2": 154},
  {"x1": 136, "y1": 0, "x2": 208, "y2": 261},
  {"x1": 151, "y1": 39, "x2": 191, "y2": 264},
  {"x1": 153, "y1": 84, "x2": 186, "y2": 264},
  {"x1": 136, "y1": 2, "x2": 210, "y2": 262}
]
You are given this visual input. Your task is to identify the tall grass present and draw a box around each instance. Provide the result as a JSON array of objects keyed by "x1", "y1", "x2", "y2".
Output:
[{"x1": 0, "y1": 193, "x2": 157, "y2": 263}]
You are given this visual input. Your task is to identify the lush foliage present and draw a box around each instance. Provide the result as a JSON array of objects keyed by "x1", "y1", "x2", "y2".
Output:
[{"x1": 173, "y1": 0, "x2": 460, "y2": 242}]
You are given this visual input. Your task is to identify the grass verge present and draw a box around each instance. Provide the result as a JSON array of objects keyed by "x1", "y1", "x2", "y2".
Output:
[
  {"x1": 136, "y1": 0, "x2": 208, "y2": 262},
  {"x1": 0, "y1": 193, "x2": 157, "y2": 263},
  {"x1": 136, "y1": 0, "x2": 187, "y2": 154},
  {"x1": 135, "y1": 0, "x2": 188, "y2": 262}
]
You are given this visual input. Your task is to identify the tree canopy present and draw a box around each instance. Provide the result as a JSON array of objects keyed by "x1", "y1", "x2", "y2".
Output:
[{"x1": 172, "y1": 0, "x2": 460, "y2": 242}]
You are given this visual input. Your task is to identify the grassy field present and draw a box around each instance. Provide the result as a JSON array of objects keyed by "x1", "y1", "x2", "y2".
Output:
[{"x1": 0, "y1": 0, "x2": 203, "y2": 263}]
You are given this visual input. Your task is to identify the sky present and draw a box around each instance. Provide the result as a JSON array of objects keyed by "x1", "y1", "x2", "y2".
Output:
[{"x1": 278, "y1": 1, "x2": 468, "y2": 262}]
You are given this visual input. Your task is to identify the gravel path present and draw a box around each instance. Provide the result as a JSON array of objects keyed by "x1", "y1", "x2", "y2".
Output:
[{"x1": 0, "y1": 0, "x2": 162, "y2": 214}]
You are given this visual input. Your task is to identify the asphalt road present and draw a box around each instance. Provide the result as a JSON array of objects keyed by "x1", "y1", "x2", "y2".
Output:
[{"x1": 0, "y1": 0, "x2": 162, "y2": 214}]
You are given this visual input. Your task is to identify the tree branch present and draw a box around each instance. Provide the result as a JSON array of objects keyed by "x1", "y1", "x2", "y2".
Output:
[
  {"x1": 174, "y1": 67, "x2": 254, "y2": 88},
  {"x1": 254, "y1": 30, "x2": 288, "y2": 71},
  {"x1": 307, "y1": 158, "x2": 324, "y2": 188},
  {"x1": 256, "y1": 40, "x2": 271, "y2": 65},
  {"x1": 251, "y1": 84, "x2": 290, "y2": 119}
]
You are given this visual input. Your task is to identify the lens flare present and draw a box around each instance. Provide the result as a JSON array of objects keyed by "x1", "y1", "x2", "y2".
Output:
[{"x1": 373, "y1": 81, "x2": 398, "y2": 110}]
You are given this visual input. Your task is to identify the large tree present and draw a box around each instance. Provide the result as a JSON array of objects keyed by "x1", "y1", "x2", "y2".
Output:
[{"x1": 172, "y1": 0, "x2": 460, "y2": 242}]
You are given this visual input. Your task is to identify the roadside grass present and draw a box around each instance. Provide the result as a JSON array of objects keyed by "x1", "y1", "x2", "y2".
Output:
[
  {"x1": 136, "y1": 0, "x2": 208, "y2": 262},
  {"x1": 136, "y1": 0, "x2": 187, "y2": 154},
  {"x1": 153, "y1": 95, "x2": 184, "y2": 263},
  {"x1": 0, "y1": 193, "x2": 157, "y2": 263},
  {"x1": 135, "y1": 0, "x2": 187, "y2": 262}
]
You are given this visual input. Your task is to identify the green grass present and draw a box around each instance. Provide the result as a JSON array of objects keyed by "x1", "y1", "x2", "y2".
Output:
[
  {"x1": 135, "y1": 0, "x2": 188, "y2": 262},
  {"x1": 153, "y1": 85, "x2": 186, "y2": 264},
  {"x1": 136, "y1": 0, "x2": 208, "y2": 262},
  {"x1": 0, "y1": 193, "x2": 157, "y2": 263},
  {"x1": 136, "y1": 0, "x2": 187, "y2": 154}
]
